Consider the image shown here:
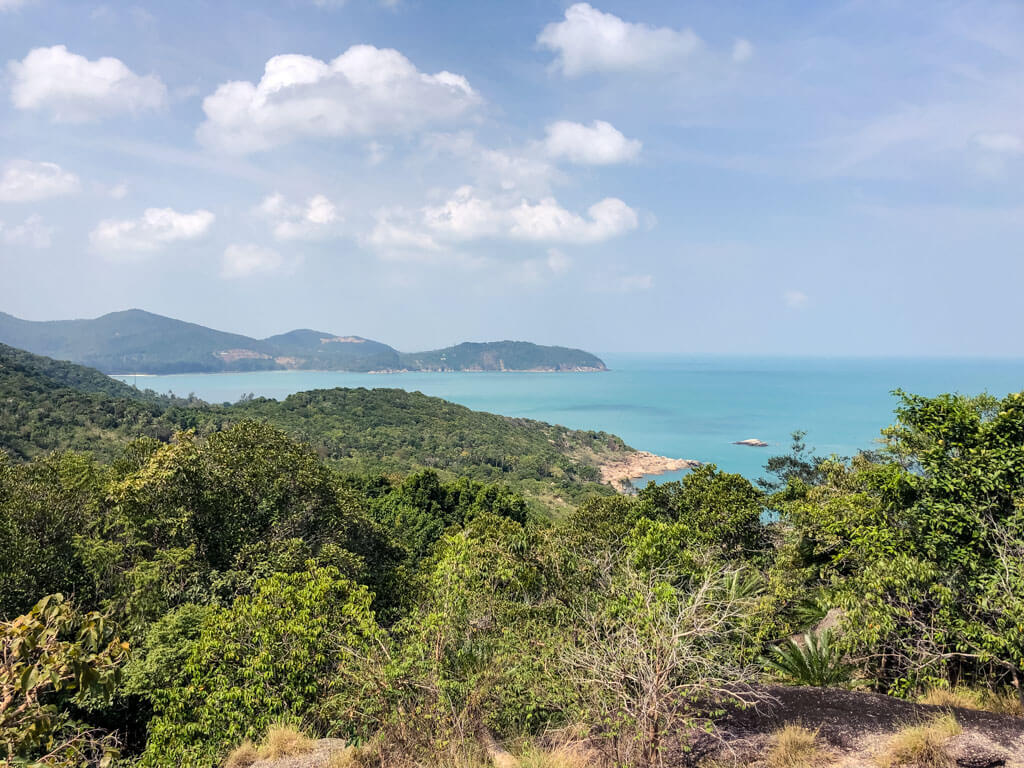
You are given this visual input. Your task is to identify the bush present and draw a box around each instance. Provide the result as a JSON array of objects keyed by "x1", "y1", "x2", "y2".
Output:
[
  {"x1": 763, "y1": 630, "x2": 849, "y2": 687},
  {"x1": 140, "y1": 567, "x2": 384, "y2": 768}
]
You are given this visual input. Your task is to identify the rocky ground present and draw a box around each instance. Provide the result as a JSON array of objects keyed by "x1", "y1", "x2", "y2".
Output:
[
  {"x1": 706, "y1": 685, "x2": 1024, "y2": 767},
  {"x1": 598, "y1": 450, "x2": 700, "y2": 491},
  {"x1": 242, "y1": 686, "x2": 1024, "y2": 768}
]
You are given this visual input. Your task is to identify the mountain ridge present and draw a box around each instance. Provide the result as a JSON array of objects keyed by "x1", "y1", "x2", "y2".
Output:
[{"x1": 0, "y1": 309, "x2": 607, "y2": 375}]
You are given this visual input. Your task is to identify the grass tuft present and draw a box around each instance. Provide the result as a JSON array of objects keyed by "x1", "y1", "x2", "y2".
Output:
[
  {"x1": 876, "y1": 713, "x2": 961, "y2": 768},
  {"x1": 765, "y1": 724, "x2": 833, "y2": 768},
  {"x1": 918, "y1": 685, "x2": 1023, "y2": 717},
  {"x1": 223, "y1": 740, "x2": 258, "y2": 768},
  {"x1": 518, "y1": 744, "x2": 601, "y2": 768},
  {"x1": 257, "y1": 724, "x2": 317, "y2": 761}
]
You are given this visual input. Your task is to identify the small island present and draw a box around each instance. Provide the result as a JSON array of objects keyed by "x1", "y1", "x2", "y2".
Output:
[{"x1": 734, "y1": 438, "x2": 769, "y2": 447}]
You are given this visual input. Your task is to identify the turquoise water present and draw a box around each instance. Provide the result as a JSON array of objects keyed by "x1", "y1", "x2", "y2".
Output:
[{"x1": 114, "y1": 356, "x2": 1024, "y2": 482}]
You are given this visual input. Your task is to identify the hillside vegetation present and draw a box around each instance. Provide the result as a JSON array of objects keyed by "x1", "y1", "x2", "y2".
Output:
[
  {"x1": 0, "y1": 309, "x2": 607, "y2": 373},
  {"x1": 3, "y1": 344, "x2": 1024, "y2": 768},
  {"x1": 0, "y1": 343, "x2": 622, "y2": 507}
]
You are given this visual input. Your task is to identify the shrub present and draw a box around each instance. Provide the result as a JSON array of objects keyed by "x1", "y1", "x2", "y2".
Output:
[
  {"x1": 140, "y1": 567, "x2": 384, "y2": 768},
  {"x1": 1, "y1": 594, "x2": 127, "y2": 767},
  {"x1": 763, "y1": 630, "x2": 849, "y2": 687},
  {"x1": 563, "y1": 561, "x2": 761, "y2": 768},
  {"x1": 876, "y1": 713, "x2": 961, "y2": 768}
]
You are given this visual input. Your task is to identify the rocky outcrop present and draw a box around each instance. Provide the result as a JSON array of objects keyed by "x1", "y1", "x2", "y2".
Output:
[{"x1": 599, "y1": 451, "x2": 700, "y2": 491}]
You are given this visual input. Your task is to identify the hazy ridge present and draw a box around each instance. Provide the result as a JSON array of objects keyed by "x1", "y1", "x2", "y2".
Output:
[{"x1": 0, "y1": 309, "x2": 607, "y2": 375}]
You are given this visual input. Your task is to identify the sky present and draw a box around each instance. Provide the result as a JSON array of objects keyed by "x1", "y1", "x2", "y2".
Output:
[{"x1": 1, "y1": 0, "x2": 1023, "y2": 356}]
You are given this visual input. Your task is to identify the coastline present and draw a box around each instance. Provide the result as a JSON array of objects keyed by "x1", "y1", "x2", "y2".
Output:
[
  {"x1": 109, "y1": 366, "x2": 606, "y2": 377},
  {"x1": 599, "y1": 451, "x2": 700, "y2": 492}
]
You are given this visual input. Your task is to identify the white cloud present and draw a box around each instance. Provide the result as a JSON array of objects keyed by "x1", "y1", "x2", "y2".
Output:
[
  {"x1": 544, "y1": 120, "x2": 641, "y2": 165},
  {"x1": 8, "y1": 45, "x2": 167, "y2": 122},
  {"x1": 538, "y1": 3, "x2": 700, "y2": 76},
  {"x1": 0, "y1": 215, "x2": 52, "y2": 248},
  {"x1": 784, "y1": 290, "x2": 808, "y2": 309},
  {"x1": 221, "y1": 243, "x2": 300, "y2": 278},
  {"x1": 370, "y1": 186, "x2": 638, "y2": 258},
  {"x1": 90, "y1": 207, "x2": 215, "y2": 253},
  {"x1": 108, "y1": 182, "x2": 129, "y2": 199},
  {"x1": 198, "y1": 45, "x2": 479, "y2": 153},
  {"x1": 0, "y1": 160, "x2": 80, "y2": 202},
  {"x1": 732, "y1": 38, "x2": 754, "y2": 63},
  {"x1": 422, "y1": 186, "x2": 638, "y2": 244},
  {"x1": 426, "y1": 131, "x2": 560, "y2": 197},
  {"x1": 974, "y1": 132, "x2": 1024, "y2": 154},
  {"x1": 256, "y1": 193, "x2": 340, "y2": 240},
  {"x1": 0, "y1": 0, "x2": 33, "y2": 10}
]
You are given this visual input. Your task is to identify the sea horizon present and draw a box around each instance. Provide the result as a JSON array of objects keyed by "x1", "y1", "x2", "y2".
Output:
[{"x1": 113, "y1": 354, "x2": 1024, "y2": 483}]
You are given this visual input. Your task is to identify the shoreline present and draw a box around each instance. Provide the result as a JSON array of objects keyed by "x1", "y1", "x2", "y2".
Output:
[
  {"x1": 599, "y1": 451, "x2": 701, "y2": 492},
  {"x1": 108, "y1": 367, "x2": 607, "y2": 377}
]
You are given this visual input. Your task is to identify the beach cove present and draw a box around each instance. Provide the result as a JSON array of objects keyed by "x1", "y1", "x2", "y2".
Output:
[{"x1": 115, "y1": 355, "x2": 1024, "y2": 483}]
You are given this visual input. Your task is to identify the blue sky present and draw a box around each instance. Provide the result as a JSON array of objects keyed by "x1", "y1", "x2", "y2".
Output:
[{"x1": 1, "y1": 0, "x2": 1022, "y2": 355}]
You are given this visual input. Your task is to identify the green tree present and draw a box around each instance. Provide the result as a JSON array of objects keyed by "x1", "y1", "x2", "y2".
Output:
[
  {"x1": 141, "y1": 566, "x2": 383, "y2": 768},
  {"x1": 1, "y1": 594, "x2": 128, "y2": 767}
]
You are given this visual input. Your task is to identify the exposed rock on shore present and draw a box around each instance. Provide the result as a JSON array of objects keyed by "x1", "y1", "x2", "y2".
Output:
[{"x1": 599, "y1": 451, "x2": 700, "y2": 492}]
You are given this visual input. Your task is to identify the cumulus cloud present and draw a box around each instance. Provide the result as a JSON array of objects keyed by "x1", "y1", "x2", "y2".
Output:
[
  {"x1": 8, "y1": 45, "x2": 167, "y2": 122},
  {"x1": 544, "y1": 120, "x2": 641, "y2": 165},
  {"x1": 425, "y1": 132, "x2": 560, "y2": 197},
  {"x1": 221, "y1": 243, "x2": 300, "y2": 278},
  {"x1": 370, "y1": 186, "x2": 638, "y2": 258},
  {"x1": 0, "y1": 160, "x2": 80, "y2": 202},
  {"x1": 732, "y1": 38, "x2": 754, "y2": 63},
  {"x1": 538, "y1": 3, "x2": 700, "y2": 76},
  {"x1": 0, "y1": 215, "x2": 52, "y2": 248},
  {"x1": 974, "y1": 132, "x2": 1024, "y2": 154},
  {"x1": 90, "y1": 207, "x2": 214, "y2": 253},
  {"x1": 425, "y1": 187, "x2": 637, "y2": 243},
  {"x1": 256, "y1": 193, "x2": 340, "y2": 240},
  {"x1": 784, "y1": 290, "x2": 808, "y2": 309},
  {"x1": 198, "y1": 45, "x2": 479, "y2": 153}
]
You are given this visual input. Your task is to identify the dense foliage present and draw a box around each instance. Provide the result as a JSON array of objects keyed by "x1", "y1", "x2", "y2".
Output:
[
  {"x1": 3, "y1": 345, "x2": 1024, "y2": 767},
  {"x1": 398, "y1": 340, "x2": 606, "y2": 372},
  {"x1": 0, "y1": 344, "x2": 621, "y2": 508}
]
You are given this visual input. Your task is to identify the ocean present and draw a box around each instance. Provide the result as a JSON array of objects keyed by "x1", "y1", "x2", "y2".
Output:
[{"x1": 113, "y1": 356, "x2": 1024, "y2": 483}]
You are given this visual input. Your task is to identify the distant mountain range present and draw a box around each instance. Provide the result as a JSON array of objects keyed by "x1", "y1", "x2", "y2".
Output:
[{"x1": 0, "y1": 310, "x2": 607, "y2": 374}]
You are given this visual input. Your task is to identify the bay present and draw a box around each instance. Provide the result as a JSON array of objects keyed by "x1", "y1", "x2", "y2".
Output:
[{"x1": 114, "y1": 356, "x2": 1024, "y2": 482}]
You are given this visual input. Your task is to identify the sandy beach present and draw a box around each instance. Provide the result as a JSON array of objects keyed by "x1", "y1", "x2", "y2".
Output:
[{"x1": 599, "y1": 451, "x2": 700, "y2": 492}]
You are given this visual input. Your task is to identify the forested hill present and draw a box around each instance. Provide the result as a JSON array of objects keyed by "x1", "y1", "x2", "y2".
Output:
[
  {"x1": 399, "y1": 340, "x2": 606, "y2": 371},
  {"x1": 0, "y1": 309, "x2": 607, "y2": 374},
  {"x1": 0, "y1": 343, "x2": 624, "y2": 506}
]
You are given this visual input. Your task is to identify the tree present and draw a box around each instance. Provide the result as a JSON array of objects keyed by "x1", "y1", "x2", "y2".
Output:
[{"x1": 141, "y1": 566, "x2": 384, "y2": 768}]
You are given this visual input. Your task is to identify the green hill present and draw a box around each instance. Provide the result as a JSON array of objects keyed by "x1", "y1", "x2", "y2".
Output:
[
  {"x1": 0, "y1": 310, "x2": 606, "y2": 374},
  {"x1": 0, "y1": 343, "x2": 624, "y2": 507},
  {"x1": 399, "y1": 340, "x2": 606, "y2": 371}
]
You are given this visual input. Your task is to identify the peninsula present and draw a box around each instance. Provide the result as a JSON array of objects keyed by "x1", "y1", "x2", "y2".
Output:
[{"x1": 0, "y1": 309, "x2": 607, "y2": 375}]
